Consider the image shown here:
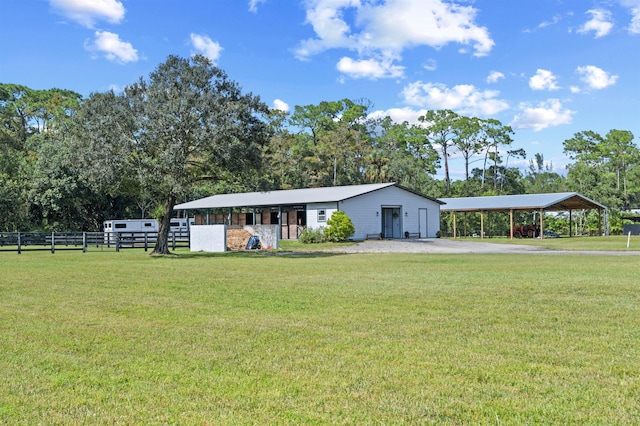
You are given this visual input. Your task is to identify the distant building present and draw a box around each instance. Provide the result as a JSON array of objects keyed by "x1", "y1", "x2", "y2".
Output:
[{"x1": 174, "y1": 183, "x2": 443, "y2": 240}]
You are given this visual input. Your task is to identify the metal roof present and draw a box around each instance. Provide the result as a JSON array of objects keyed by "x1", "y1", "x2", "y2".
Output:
[
  {"x1": 440, "y1": 192, "x2": 606, "y2": 212},
  {"x1": 175, "y1": 182, "x2": 442, "y2": 210}
]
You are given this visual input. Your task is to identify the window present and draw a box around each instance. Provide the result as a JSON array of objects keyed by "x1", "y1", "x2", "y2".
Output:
[
  {"x1": 318, "y1": 209, "x2": 326, "y2": 222},
  {"x1": 115, "y1": 223, "x2": 127, "y2": 229}
]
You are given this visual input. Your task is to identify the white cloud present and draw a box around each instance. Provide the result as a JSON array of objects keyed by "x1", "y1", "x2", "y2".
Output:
[
  {"x1": 50, "y1": 0, "x2": 125, "y2": 28},
  {"x1": 248, "y1": 0, "x2": 266, "y2": 13},
  {"x1": 294, "y1": 0, "x2": 494, "y2": 78},
  {"x1": 369, "y1": 107, "x2": 427, "y2": 125},
  {"x1": 576, "y1": 65, "x2": 618, "y2": 89},
  {"x1": 486, "y1": 71, "x2": 505, "y2": 84},
  {"x1": 85, "y1": 31, "x2": 138, "y2": 63},
  {"x1": 578, "y1": 9, "x2": 614, "y2": 38},
  {"x1": 538, "y1": 14, "x2": 562, "y2": 29},
  {"x1": 570, "y1": 86, "x2": 581, "y2": 93},
  {"x1": 529, "y1": 69, "x2": 560, "y2": 91},
  {"x1": 272, "y1": 99, "x2": 290, "y2": 112},
  {"x1": 294, "y1": 0, "x2": 358, "y2": 59},
  {"x1": 108, "y1": 84, "x2": 122, "y2": 93},
  {"x1": 631, "y1": 9, "x2": 640, "y2": 33},
  {"x1": 423, "y1": 59, "x2": 437, "y2": 71},
  {"x1": 336, "y1": 55, "x2": 405, "y2": 79},
  {"x1": 401, "y1": 81, "x2": 509, "y2": 116},
  {"x1": 511, "y1": 99, "x2": 574, "y2": 131},
  {"x1": 618, "y1": 0, "x2": 640, "y2": 33},
  {"x1": 190, "y1": 33, "x2": 223, "y2": 63},
  {"x1": 357, "y1": 0, "x2": 494, "y2": 56}
]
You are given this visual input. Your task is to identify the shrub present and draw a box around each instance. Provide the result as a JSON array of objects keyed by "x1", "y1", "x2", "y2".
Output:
[
  {"x1": 325, "y1": 211, "x2": 355, "y2": 242},
  {"x1": 298, "y1": 227, "x2": 327, "y2": 244}
]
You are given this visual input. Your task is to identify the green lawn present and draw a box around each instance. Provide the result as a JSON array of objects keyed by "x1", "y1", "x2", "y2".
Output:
[
  {"x1": 452, "y1": 234, "x2": 640, "y2": 251},
  {"x1": 1, "y1": 249, "x2": 638, "y2": 424}
]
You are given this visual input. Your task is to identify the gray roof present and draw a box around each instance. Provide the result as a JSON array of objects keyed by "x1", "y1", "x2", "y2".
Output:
[
  {"x1": 175, "y1": 182, "x2": 442, "y2": 210},
  {"x1": 440, "y1": 192, "x2": 606, "y2": 212}
]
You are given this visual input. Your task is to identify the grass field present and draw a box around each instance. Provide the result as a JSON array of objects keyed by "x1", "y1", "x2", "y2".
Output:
[
  {"x1": 446, "y1": 234, "x2": 640, "y2": 252},
  {"x1": 1, "y1": 248, "x2": 638, "y2": 424}
]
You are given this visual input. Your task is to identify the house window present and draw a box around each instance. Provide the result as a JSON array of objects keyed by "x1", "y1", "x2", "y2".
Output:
[{"x1": 318, "y1": 209, "x2": 326, "y2": 222}]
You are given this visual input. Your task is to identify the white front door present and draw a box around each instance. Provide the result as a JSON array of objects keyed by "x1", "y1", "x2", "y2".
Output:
[{"x1": 419, "y1": 208, "x2": 428, "y2": 238}]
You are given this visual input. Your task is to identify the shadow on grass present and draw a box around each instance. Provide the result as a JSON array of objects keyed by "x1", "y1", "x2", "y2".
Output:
[{"x1": 158, "y1": 250, "x2": 346, "y2": 260}]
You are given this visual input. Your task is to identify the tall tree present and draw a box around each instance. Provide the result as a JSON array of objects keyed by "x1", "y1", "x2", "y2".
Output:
[
  {"x1": 419, "y1": 110, "x2": 458, "y2": 194},
  {"x1": 524, "y1": 153, "x2": 566, "y2": 194},
  {"x1": 289, "y1": 98, "x2": 372, "y2": 187},
  {"x1": 0, "y1": 84, "x2": 84, "y2": 230},
  {"x1": 452, "y1": 115, "x2": 483, "y2": 196},
  {"x1": 478, "y1": 118, "x2": 514, "y2": 190},
  {"x1": 366, "y1": 117, "x2": 439, "y2": 190},
  {"x1": 74, "y1": 55, "x2": 271, "y2": 254},
  {"x1": 564, "y1": 129, "x2": 639, "y2": 210},
  {"x1": 262, "y1": 109, "x2": 312, "y2": 189},
  {"x1": 603, "y1": 130, "x2": 637, "y2": 203}
]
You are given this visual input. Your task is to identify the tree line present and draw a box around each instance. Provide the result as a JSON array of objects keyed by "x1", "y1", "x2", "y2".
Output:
[{"x1": 1, "y1": 56, "x2": 638, "y2": 251}]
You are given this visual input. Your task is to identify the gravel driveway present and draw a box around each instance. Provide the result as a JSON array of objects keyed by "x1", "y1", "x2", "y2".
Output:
[{"x1": 330, "y1": 239, "x2": 640, "y2": 255}]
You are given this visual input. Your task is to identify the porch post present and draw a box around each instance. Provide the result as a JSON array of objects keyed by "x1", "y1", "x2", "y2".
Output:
[
  {"x1": 509, "y1": 209, "x2": 514, "y2": 239},
  {"x1": 598, "y1": 209, "x2": 603, "y2": 236},
  {"x1": 453, "y1": 211, "x2": 457, "y2": 239},
  {"x1": 569, "y1": 209, "x2": 572, "y2": 237}
]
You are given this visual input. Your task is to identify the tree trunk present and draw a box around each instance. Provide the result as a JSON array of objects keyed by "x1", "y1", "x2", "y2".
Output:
[
  {"x1": 442, "y1": 144, "x2": 450, "y2": 194},
  {"x1": 464, "y1": 153, "x2": 470, "y2": 197},
  {"x1": 151, "y1": 193, "x2": 177, "y2": 255}
]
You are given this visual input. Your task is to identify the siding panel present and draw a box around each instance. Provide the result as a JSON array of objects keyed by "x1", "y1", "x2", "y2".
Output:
[{"x1": 339, "y1": 186, "x2": 441, "y2": 239}]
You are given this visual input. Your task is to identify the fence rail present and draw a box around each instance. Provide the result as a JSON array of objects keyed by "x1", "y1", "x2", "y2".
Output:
[{"x1": 0, "y1": 231, "x2": 189, "y2": 253}]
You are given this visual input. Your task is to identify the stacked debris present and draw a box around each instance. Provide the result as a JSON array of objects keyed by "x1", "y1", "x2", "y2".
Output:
[{"x1": 226, "y1": 228, "x2": 254, "y2": 251}]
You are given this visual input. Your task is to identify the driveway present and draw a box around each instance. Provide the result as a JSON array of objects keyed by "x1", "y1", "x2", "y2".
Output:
[{"x1": 331, "y1": 239, "x2": 640, "y2": 255}]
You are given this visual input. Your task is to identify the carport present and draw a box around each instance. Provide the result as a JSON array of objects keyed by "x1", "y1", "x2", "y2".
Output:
[{"x1": 439, "y1": 192, "x2": 607, "y2": 239}]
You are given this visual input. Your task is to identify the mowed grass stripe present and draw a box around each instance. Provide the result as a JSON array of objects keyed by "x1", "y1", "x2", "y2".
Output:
[{"x1": 0, "y1": 250, "x2": 638, "y2": 424}]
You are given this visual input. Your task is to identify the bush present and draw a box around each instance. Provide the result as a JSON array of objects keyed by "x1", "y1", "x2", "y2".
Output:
[
  {"x1": 298, "y1": 227, "x2": 327, "y2": 244},
  {"x1": 325, "y1": 211, "x2": 355, "y2": 242}
]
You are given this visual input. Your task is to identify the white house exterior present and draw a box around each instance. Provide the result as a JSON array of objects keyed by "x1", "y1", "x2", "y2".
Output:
[
  {"x1": 174, "y1": 183, "x2": 443, "y2": 240},
  {"x1": 305, "y1": 186, "x2": 441, "y2": 239}
]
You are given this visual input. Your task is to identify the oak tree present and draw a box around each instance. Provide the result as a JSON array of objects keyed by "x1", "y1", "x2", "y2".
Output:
[{"x1": 75, "y1": 55, "x2": 271, "y2": 254}]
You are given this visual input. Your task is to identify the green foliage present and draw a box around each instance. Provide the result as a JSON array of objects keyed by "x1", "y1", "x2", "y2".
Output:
[
  {"x1": 297, "y1": 226, "x2": 327, "y2": 244},
  {"x1": 2, "y1": 74, "x2": 639, "y2": 235},
  {"x1": 524, "y1": 153, "x2": 567, "y2": 194},
  {"x1": 289, "y1": 98, "x2": 374, "y2": 187},
  {"x1": 74, "y1": 55, "x2": 271, "y2": 253},
  {"x1": 325, "y1": 210, "x2": 355, "y2": 242},
  {"x1": 564, "y1": 129, "x2": 639, "y2": 210}
]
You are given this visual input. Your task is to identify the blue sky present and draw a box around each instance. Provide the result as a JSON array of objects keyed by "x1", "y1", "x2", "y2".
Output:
[{"x1": 1, "y1": 0, "x2": 639, "y2": 181}]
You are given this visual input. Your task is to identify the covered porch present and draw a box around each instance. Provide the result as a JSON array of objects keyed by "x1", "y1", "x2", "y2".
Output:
[{"x1": 439, "y1": 193, "x2": 607, "y2": 239}]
